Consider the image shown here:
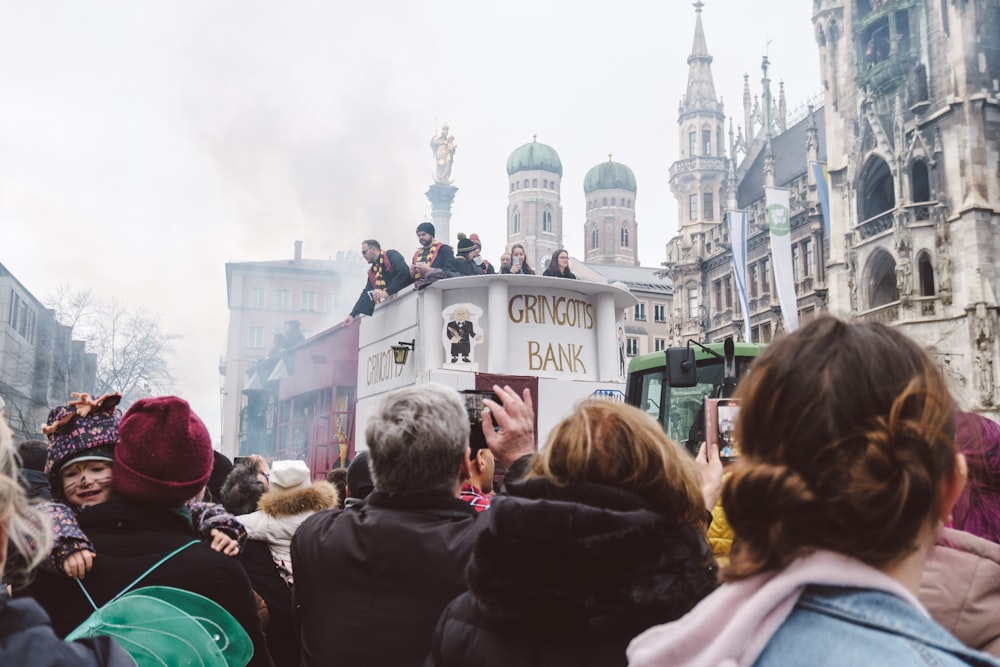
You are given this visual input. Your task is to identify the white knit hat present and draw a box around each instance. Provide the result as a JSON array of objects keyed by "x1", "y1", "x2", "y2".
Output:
[{"x1": 269, "y1": 460, "x2": 311, "y2": 492}]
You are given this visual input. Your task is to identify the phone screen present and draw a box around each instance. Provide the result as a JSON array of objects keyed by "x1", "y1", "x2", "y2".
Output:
[
  {"x1": 461, "y1": 390, "x2": 501, "y2": 455},
  {"x1": 705, "y1": 398, "x2": 741, "y2": 462}
]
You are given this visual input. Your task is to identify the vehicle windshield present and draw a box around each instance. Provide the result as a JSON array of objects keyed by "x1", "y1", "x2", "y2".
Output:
[{"x1": 633, "y1": 361, "x2": 728, "y2": 452}]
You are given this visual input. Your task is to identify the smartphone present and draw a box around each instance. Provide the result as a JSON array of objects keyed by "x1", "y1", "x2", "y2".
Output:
[
  {"x1": 461, "y1": 390, "x2": 501, "y2": 455},
  {"x1": 704, "y1": 398, "x2": 741, "y2": 462},
  {"x1": 513, "y1": 256, "x2": 521, "y2": 266}
]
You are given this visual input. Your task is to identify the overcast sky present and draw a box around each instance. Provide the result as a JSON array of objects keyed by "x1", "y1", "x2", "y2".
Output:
[{"x1": 1, "y1": 0, "x2": 821, "y2": 442}]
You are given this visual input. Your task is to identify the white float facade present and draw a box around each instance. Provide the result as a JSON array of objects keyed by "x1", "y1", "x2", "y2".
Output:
[{"x1": 355, "y1": 274, "x2": 637, "y2": 452}]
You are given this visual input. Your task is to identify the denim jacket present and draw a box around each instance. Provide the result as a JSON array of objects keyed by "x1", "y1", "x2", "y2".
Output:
[{"x1": 755, "y1": 585, "x2": 1000, "y2": 666}]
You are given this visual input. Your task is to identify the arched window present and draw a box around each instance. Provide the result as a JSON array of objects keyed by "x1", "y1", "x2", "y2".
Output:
[
  {"x1": 918, "y1": 250, "x2": 935, "y2": 296},
  {"x1": 591, "y1": 227, "x2": 599, "y2": 249},
  {"x1": 513, "y1": 209, "x2": 520, "y2": 234},
  {"x1": 859, "y1": 156, "x2": 895, "y2": 221},
  {"x1": 510, "y1": 182, "x2": 514, "y2": 193},
  {"x1": 612, "y1": 197, "x2": 617, "y2": 206},
  {"x1": 542, "y1": 209, "x2": 552, "y2": 233},
  {"x1": 911, "y1": 160, "x2": 930, "y2": 203},
  {"x1": 621, "y1": 226, "x2": 629, "y2": 247},
  {"x1": 866, "y1": 249, "x2": 898, "y2": 308}
]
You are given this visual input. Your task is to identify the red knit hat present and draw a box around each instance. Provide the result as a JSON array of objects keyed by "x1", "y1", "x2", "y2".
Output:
[{"x1": 114, "y1": 396, "x2": 213, "y2": 505}]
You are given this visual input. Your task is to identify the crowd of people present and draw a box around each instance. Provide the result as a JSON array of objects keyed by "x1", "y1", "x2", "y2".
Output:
[
  {"x1": 344, "y1": 223, "x2": 576, "y2": 325},
  {"x1": 2, "y1": 315, "x2": 1000, "y2": 666}
]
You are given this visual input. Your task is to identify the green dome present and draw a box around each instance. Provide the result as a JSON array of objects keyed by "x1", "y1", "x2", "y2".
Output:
[
  {"x1": 506, "y1": 137, "x2": 563, "y2": 176},
  {"x1": 583, "y1": 158, "x2": 637, "y2": 194}
]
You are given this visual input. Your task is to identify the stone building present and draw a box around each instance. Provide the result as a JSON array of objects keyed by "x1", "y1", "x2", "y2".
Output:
[
  {"x1": 0, "y1": 261, "x2": 96, "y2": 439},
  {"x1": 505, "y1": 136, "x2": 565, "y2": 272},
  {"x1": 219, "y1": 241, "x2": 363, "y2": 457},
  {"x1": 813, "y1": 0, "x2": 1000, "y2": 414}
]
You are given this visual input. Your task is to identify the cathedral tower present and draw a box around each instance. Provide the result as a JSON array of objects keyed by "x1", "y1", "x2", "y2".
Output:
[
  {"x1": 506, "y1": 136, "x2": 564, "y2": 271},
  {"x1": 583, "y1": 156, "x2": 638, "y2": 266}
]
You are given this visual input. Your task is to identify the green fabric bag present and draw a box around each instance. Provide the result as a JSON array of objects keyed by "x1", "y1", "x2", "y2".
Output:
[{"x1": 66, "y1": 541, "x2": 253, "y2": 667}]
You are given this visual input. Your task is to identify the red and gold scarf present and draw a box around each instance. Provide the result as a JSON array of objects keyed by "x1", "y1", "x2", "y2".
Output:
[{"x1": 412, "y1": 241, "x2": 442, "y2": 278}]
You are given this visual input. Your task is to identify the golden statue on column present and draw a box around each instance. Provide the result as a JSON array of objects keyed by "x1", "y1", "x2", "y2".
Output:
[{"x1": 431, "y1": 124, "x2": 457, "y2": 184}]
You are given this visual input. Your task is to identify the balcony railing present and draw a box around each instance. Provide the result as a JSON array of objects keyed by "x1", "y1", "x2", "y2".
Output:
[
  {"x1": 855, "y1": 301, "x2": 899, "y2": 323},
  {"x1": 856, "y1": 210, "x2": 894, "y2": 240}
]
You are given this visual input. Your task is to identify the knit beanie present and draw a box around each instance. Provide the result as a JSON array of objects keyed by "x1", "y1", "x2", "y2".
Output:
[
  {"x1": 346, "y1": 451, "x2": 374, "y2": 499},
  {"x1": 269, "y1": 460, "x2": 311, "y2": 493},
  {"x1": 416, "y1": 221, "x2": 435, "y2": 237},
  {"x1": 469, "y1": 233, "x2": 483, "y2": 250},
  {"x1": 456, "y1": 233, "x2": 476, "y2": 257},
  {"x1": 114, "y1": 396, "x2": 214, "y2": 505},
  {"x1": 43, "y1": 392, "x2": 122, "y2": 501}
]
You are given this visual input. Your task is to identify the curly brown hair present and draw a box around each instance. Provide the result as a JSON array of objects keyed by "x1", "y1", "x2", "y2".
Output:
[{"x1": 722, "y1": 316, "x2": 956, "y2": 580}]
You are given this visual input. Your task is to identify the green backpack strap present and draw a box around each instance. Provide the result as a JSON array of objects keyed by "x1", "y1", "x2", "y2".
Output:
[{"x1": 76, "y1": 539, "x2": 200, "y2": 611}]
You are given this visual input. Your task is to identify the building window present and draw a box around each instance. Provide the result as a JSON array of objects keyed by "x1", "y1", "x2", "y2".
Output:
[
  {"x1": 591, "y1": 227, "x2": 599, "y2": 249},
  {"x1": 918, "y1": 250, "x2": 935, "y2": 296},
  {"x1": 532, "y1": 179, "x2": 538, "y2": 188},
  {"x1": 513, "y1": 209, "x2": 520, "y2": 233},
  {"x1": 804, "y1": 239, "x2": 814, "y2": 277},
  {"x1": 792, "y1": 245, "x2": 801, "y2": 282},
  {"x1": 543, "y1": 179, "x2": 548, "y2": 188},
  {"x1": 688, "y1": 288, "x2": 698, "y2": 318},
  {"x1": 688, "y1": 131, "x2": 697, "y2": 157},
  {"x1": 724, "y1": 276, "x2": 733, "y2": 309},
  {"x1": 249, "y1": 326, "x2": 264, "y2": 348},
  {"x1": 542, "y1": 209, "x2": 552, "y2": 233},
  {"x1": 714, "y1": 280, "x2": 723, "y2": 311},
  {"x1": 703, "y1": 129, "x2": 712, "y2": 155},
  {"x1": 634, "y1": 303, "x2": 646, "y2": 321},
  {"x1": 911, "y1": 160, "x2": 931, "y2": 202},
  {"x1": 689, "y1": 194, "x2": 698, "y2": 221},
  {"x1": 749, "y1": 264, "x2": 759, "y2": 298},
  {"x1": 510, "y1": 182, "x2": 514, "y2": 193},
  {"x1": 250, "y1": 288, "x2": 266, "y2": 309},
  {"x1": 621, "y1": 226, "x2": 629, "y2": 247},
  {"x1": 300, "y1": 290, "x2": 316, "y2": 312},
  {"x1": 603, "y1": 197, "x2": 608, "y2": 206},
  {"x1": 761, "y1": 258, "x2": 771, "y2": 294},
  {"x1": 654, "y1": 338, "x2": 666, "y2": 352},
  {"x1": 626, "y1": 337, "x2": 639, "y2": 356},
  {"x1": 760, "y1": 321, "x2": 772, "y2": 343},
  {"x1": 703, "y1": 192, "x2": 714, "y2": 220},
  {"x1": 7, "y1": 290, "x2": 19, "y2": 328},
  {"x1": 654, "y1": 304, "x2": 666, "y2": 322},
  {"x1": 276, "y1": 289, "x2": 291, "y2": 311}
]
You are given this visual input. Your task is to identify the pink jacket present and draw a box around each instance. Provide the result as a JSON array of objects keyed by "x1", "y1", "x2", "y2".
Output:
[{"x1": 920, "y1": 527, "x2": 1000, "y2": 657}]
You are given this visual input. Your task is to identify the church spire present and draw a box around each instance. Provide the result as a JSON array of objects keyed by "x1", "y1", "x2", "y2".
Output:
[{"x1": 682, "y1": 1, "x2": 720, "y2": 115}]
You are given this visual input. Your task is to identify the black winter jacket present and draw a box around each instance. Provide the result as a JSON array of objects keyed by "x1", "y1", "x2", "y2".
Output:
[
  {"x1": 292, "y1": 491, "x2": 486, "y2": 667},
  {"x1": 427, "y1": 478, "x2": 719, "y2": 667},
  {"x1": 20, "y1": 497, "x2": 273, "y2": 667},
  {"x1": 0, "y1": 596, "x2": 133, "y2": 666}
]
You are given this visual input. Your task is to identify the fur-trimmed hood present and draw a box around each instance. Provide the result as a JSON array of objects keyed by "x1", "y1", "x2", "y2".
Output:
[
  {"x1": 466, "y1": 477, "x2": 718, "y2": 636},
  {"x1": 258, "y1": 481, "x2": 338, "y2": 517}
]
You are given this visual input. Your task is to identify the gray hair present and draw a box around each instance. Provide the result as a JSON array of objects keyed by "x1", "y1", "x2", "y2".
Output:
[{"x1": 366, "y1": 383, "x2": 469, "y2": 496}]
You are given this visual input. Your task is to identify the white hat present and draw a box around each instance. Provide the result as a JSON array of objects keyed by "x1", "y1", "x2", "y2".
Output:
[{"x1": 269, "y1": 460, "x2": 311, "y2": 492}]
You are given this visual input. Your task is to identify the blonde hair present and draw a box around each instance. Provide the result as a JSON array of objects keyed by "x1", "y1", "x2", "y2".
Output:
[
  {"x1": 530, "y1": 400, "x2": 706, "y2": 527},
  {"x1": 0, "y1": 401, "x2": 53, "y2": 587}
]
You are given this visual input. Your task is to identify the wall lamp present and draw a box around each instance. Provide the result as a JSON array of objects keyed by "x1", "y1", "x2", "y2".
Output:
[{"x1": 391, "y1": 340, "x2": 415, "y2": 365}]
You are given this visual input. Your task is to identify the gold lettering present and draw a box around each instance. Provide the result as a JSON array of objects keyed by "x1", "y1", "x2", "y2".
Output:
[
  {"x1": 528, "y1": 340, "x2": 542, "y2": 370},
  {"x1": 507, "y1": 294, "x2": 595, "y2": 329},
  {"x1": 571, "y1": 344, "x2": 587, "y2": 373},
  {"x1": 508, "y1": 294, "x2": 524, "y2": 323},
  {"x1": 542, "y1": 343, "x2": 559, "y2": 370}
]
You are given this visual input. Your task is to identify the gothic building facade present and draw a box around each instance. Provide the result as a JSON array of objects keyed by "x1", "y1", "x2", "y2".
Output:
[
  {"x1": 814, "y1": 0, "x2": 1000, "y2": 414},
  {"x1": 662, "y1": 4, "x2": 829, "y2": 348}
]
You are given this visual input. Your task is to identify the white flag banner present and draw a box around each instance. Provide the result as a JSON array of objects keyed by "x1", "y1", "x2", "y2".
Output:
[
  {"x1": 726, "y1": 209, "x2": 752, "y2": 342},
  {"x1": 765, "y1": 187, "x2": 799, "y2": 333}
]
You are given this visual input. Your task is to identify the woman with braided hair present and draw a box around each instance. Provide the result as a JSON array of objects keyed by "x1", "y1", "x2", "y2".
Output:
[{"x1": 629, "y1": 316, "x2": 1000, "y2": 667}]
